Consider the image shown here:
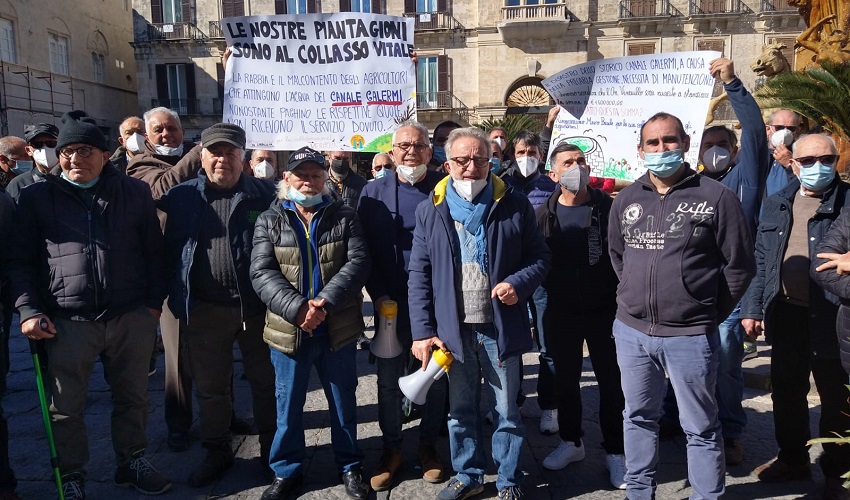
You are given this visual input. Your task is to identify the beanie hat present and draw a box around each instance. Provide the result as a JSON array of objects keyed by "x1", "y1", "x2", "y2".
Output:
[{"x1": 56, "y1": 110, "x2": 109, "y2": 152}]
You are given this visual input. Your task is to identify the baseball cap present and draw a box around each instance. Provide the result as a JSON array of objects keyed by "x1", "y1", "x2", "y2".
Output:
[
  {"x1": 24, "y1": 123, "x2": 59, "y2": 144},
  {"x1": 286, "y1": 147, "x2": 326, "y2": 172}
]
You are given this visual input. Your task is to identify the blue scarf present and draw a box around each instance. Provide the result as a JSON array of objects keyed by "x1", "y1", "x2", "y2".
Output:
[{"x1": 445, "y1": 177, "x2": 493, "y2": 274}]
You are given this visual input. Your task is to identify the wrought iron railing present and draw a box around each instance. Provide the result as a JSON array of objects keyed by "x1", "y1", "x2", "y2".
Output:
[
  {"x1": 416, "y1": 91, "x2": 469, "y2": 122},
  {"x1": 208, "y1": 21, "x2": 224, "y2": 39},
  {"x1": 690, "y1": 0, "x2": 744, "y2": 15},
  {"x1": 151, "y1": 98, "x2": 200, "y2": 115},
  {"x1": 501, "y1": 3, "x2": 572, "y2": 21},
  {"x1": 619, "y1": 0, "x2": 673, "y2": 18},
  {"x1": 760, "y1": 0, "x2": 798, "y2": 12},
  {"x1": 138, "y1": 22, "x2": 208, "y2": 42},
  {"x1": 402, "y1": 11, "x2": 465, "y2": 30}
]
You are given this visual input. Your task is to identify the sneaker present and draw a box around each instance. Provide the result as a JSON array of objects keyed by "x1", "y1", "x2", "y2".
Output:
[
  {"x1": 754, "y1": 457, "x2": 811, "y2": 483},
  {"x1": 724, "y1": 438, "x2": 744, "y2": 466},
  {"x1": 62, "y1": 474, "x2": 86, "y2": 500},
  {"x1": 188, "y1": 445, "x2": 235, "y2": 487},
  {"x1": 743, "y1": 340, "x2": 758, "y2": 361},
  {"x1": 606, "y1": 454, "x2": 627, "y2": 490},
  {"x1": 498, "y1": 485, "x2": 524, "y2": 499},
  {"x1": 418, "y1": 444, "x2": 444, "y2": 483},
  {"x1": 437, "y1": 477, "x2": 484, "y2": 500},
  {"x1": 114, "y1": 454, "x2": 172, "y2": 495},
  {"x1": 542, "y1": 440, "x2": 585, "y2": 470},
  {"x1": 539, "y1": 409, "x2": 559, "y2": 435},
  {"x1": 370, "y1": 449, "x2": 402, "y2": 491}
]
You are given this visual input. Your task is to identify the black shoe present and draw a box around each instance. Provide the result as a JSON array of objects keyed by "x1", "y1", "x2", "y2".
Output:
[
  {"x1": 114, "y1": 454, "x2": 172, "y2": 495},
  {"x1": 61, "y1": 474, "x2": 86, "y2": 500},
  {"x1": 167, "y1": 431, "x2": 190, "y2": 452},
  {"x1": 187, "y1": 446, "x2": 234, "y2": 487},
  {"x1": 342, "y1": 469, "x2": 369, "y2": 499},
  {"x1": 230, "y1": 416, "x2": 256, "y2": 435},
  {"x1": 261, "y1": 475, "x2": 304, "y2": 500}
]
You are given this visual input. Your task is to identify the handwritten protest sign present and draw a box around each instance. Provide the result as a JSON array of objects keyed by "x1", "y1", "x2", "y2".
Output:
[
  {"x1": 541, "y1": 51, "x2": 720, "y2": 181},
  {"x1": 222, "y1": 13, "x2": 416, "y2": 152}
]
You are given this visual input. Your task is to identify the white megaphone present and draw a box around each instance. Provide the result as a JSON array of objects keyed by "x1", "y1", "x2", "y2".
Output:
[
  {"x1": 398, "y1": 348, "x2": 454, "y2": 405},
  {"x1": 370, "y1": 300, "x2": 403, "y2": 359}
]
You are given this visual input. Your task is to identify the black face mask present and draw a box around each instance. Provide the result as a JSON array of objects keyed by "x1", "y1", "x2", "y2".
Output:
[{"x1": 330, "y1": 159, "x2": 350, "y2": 174}]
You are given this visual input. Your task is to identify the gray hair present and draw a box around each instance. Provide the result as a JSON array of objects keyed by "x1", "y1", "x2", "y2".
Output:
[
  {"x1": 0, "y1": 136, "x2": 25, "y2": 156},
  {"x1": 392, "y1": 120, "x2": 430, "y2": 144},
  {"x1": 792, "y1": 133, "x2": 838, "y2": 156},
  {"x1": 276, "y1": 170, "x2": 331, "y2": 200},
  {"x1": 143, "y1": 107, "x2": 183, "y2": 130},
  {"x1": 445, "y1": 127, "x2": 491, "y2": 158}
]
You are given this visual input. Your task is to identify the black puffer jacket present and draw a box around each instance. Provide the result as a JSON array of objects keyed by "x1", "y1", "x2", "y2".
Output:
[
  {"x1": 811, "y1": 197, "x2": 850, "y2": 372},
  {"x1": 250, "y1": 198, "x2": 370, "y2": 354},
  {"x1": 8, "y1": 163, "x2": 167, "y2": 322}
]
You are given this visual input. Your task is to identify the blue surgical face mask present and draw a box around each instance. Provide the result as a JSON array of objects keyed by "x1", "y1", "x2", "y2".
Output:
[
  {"x1": 287, "y1": 186, "x2": 323, "y2": 207},
  {"x1": 490, "y1": 158, "x2": 501, "y2": 172},
  {"x1": 10, "y1": 159, "x2": 33, "y2": 175},
  {"x1": 798, "y1": 161, "x2": 835, "y2": 191},
  {"x1": 60, "y1": 171, "x2": 100, "y2": 189},
  {"x1": 643, "y1": 149, "x2": 684, "y2": 178},
  {"x1": 374, "y1": 168, "x2": 392, "y2": 180},
  {"x1": 432, "y1": 146, "x2": 447, "y2": 164}
]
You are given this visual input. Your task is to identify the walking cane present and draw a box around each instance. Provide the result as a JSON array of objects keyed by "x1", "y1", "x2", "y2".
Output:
[{"x1": 32, "y1": 317, "x2": 63, "y2": 499}]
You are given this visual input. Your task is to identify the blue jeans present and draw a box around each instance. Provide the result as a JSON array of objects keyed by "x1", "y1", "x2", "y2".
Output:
[
  {"x1": 376, "y1": 327, "x2": 446, "y2": 450},
  {"x1": 662, "y1": 303, "x2": 746, "y2": 439},
  {"x1": 614, "y1": 320, "x2": 724, "y2": 500},
  {"x1": 268, "y1": 336, "x2": 363, "y2": 478},
  {"x1": 447, "y1": 324, "x2": 524, "y2": 491}
]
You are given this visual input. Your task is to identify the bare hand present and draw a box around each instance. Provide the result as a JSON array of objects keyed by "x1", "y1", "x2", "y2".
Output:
[
  {"x1": 546, "y1": 105, "x2": 561, "y2": 128},
  {"x1": 411, "y1": 338, "x2": 446, "y2": 370},
  {"x1": 492, "y1": 282, "x2": 519, "y2": 306},
  {"x1": 709, "y1": 57, "x2": 735, "y2": 84},
  {"x1": 221, "y1": 47, "x2": 232, "y2": 69},
  {"x1": 22, "y1": 315, "x2": 56, "y2": 340},
  {"x1": 741, "y1": 318, "x2": 763, "y2": 341},
  {"x1": 815, "y1": 252, "x2": 850, "y2": 274},
  {"x1": 301, "y1": 298, "x2": 327, "y2": 331},
  {"x1": 773, "y1": 143, "x2": 792, "y2": 167}
]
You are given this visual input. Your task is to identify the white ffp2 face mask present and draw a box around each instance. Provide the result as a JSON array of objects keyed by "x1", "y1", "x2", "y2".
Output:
[
  {"x1": 453, "y1": 178, "x2": 488, "y2": 202},
  {"x1": 253, "y1": 160, "x2": 275, "y2": 179},
  {"x1": 515, "y1": 156, "x2": 539, "y2": 177},
  {"x1": 397, "y1": 164, "x2": 427, "y2": 184},
  {"x1": 32, "y1": 147, "x2": 59, "y2": 169},
  {"x1": 771, "y1": 128, "x2": 794, "y2": 148},
  {"x1": 124, "y1": 133, "x2": 146, "y2": 154},
  {"x1": 155, "y1": 143, "x2": 184, "y2": 157}
]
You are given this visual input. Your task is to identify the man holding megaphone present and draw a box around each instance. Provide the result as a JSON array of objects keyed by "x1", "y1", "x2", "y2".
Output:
[{"x1": 408, "y1": 128, "x2": 551, "y2": 500}]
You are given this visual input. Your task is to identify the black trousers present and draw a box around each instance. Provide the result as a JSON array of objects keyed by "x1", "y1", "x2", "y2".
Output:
[
  {"x1": 543, "y1": 300, "x2": 624, "y2": 454},
  {"x1": 768, "y1": 302, "x2": 850, "y2": 478}
]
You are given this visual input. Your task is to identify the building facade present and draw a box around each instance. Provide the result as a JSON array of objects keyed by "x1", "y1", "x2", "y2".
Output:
[
  {"x1": 0, "y1": 0, "x2": 138, "y2": 142},
  {"x1": 130, "y1": 0, "x2": 805, "y2": 139}
]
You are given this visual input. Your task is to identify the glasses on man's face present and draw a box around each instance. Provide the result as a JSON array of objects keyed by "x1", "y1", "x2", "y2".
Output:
[
  {"x1": 393, "y1": 142, "x2": 429, "y2": 152},
  {"x1": 59, "y1": 146, "x2": 96, "y2": 159},
  {"x1": 31, "y1": 140, "x2": 57, "y2": 149},
  {"x1": 771, "y1": 125, "x2": 797, "y2": 132},
  {"x1": 794, "y1": 154, "x2": 838, "y2": 168},
  {"x1": 450, "y1": 156, "x2": 491, "y2": 169},
  {"x1": 373, "y1": 164, "x2": 393, "y2": 171}
]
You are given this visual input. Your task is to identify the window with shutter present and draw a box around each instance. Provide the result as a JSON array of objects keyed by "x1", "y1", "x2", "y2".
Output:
[
  {"x1": 0, "y1": 18, "x2": 16, "y2": 63},
  {"x1": 697, "y1": 39, "x2": 724, "y2": 55},
  {"x1": 151, "y1": 0, "x2": 163, "y2": 24},
  {"x1": 416, "y1": 56, "x2": 440, "y2": 108},
  {"x1": 222, "y1": 0, "x2": 245, "y2": 18},
  {"x1": 627, "y1": 42, "x2": 655, "y2": 56}
]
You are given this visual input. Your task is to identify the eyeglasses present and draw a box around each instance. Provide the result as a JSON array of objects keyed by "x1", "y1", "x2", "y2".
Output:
[
  {"x1": 30, "y1": 140, "x2": 57, "y2": 149},
  {"x1": 59, "y1": 146, "x2": 96, "y2": 159},
  {"x1": 373, "y1": 164, "x2": 393, "y2": 170},
  {"x1": 794, "y1": 154, "x2": 838, "y2": 168},
  {"x1": 450, "y1": 156, "x2": 491, "y2": 168},
  {"x1": 393, "y1": 142, "x2": 429, "y2": 152},
  {"x1": 771, "y1": 125, "x2": 797, "y2": 132}
]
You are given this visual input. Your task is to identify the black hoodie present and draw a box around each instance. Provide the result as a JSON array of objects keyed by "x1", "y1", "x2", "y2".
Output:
[{"x1": 608, "y1": 167, "x2": 755, "y2": 336}]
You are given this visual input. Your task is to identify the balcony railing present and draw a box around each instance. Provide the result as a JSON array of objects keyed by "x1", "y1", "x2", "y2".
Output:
[
  {"x1": 619, "y1": 0, "x2": 673, "y2": 18},
  {"x1": 402, "y1": 11, "x2": 464, "y2": 31},
  {"x1": 690, "y1": 0, "x2": 745, "y2": 15},
  {"x1": 416, "y1": 91, "x2": 469, "y2": 122},
  {"x1": 502, "y1": 3, "x2": 572, "y2": 21},
  {"x1": 152, "y1": 98, "x2": 200, "y2": 116},
  {"x1": 760, "y1": 0, "x2": 798, "y2": 12},
  {"x1": 209, "y1": 21, "x2": 224, "y2": 39},
  {"x1": 138, "y1": 22, "x2": 208, "y2": 42}
]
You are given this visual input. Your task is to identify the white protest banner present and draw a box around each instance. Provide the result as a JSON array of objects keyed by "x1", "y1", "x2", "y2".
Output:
[
  {"x1": 541, "y1": 51, "x2": 720, "y2": 181},
  {"x1": 222, "y1": 13, "x2": 416, "y2": 152}
]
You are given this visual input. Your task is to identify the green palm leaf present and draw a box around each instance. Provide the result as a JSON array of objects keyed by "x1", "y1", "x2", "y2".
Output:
[{"x1": 755, "y1": 61, "x2": 850, "y2": 141}]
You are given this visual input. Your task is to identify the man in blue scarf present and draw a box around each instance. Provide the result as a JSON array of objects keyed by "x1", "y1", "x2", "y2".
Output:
[{"x1": 408, "y1": 128, "x2": 551, "y2": 500}]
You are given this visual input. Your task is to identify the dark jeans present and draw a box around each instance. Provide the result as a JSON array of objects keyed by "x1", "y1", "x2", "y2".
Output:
[
  {"x1": 768, "y1": 302, "x2": 850, "y2": 478},
  {"x1": 544, "y1": 301, "x2": 624, "y2": 454},
  {"x1": 532, "y1": 287, "x2": 556, "y2": 410},
  {"x1": 0, "y1": 313, "x2": 15, "y2": 492}
]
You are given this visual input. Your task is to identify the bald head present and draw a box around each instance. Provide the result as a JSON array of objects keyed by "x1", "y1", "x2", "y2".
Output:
[{"x1": 0, "y1": 136, "x2": 28, "y2": 175}]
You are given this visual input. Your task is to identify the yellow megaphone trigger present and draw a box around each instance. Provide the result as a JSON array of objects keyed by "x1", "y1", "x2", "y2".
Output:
[{"x1": 433, "y1": 349, "x2": 454, "y2": 370}]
